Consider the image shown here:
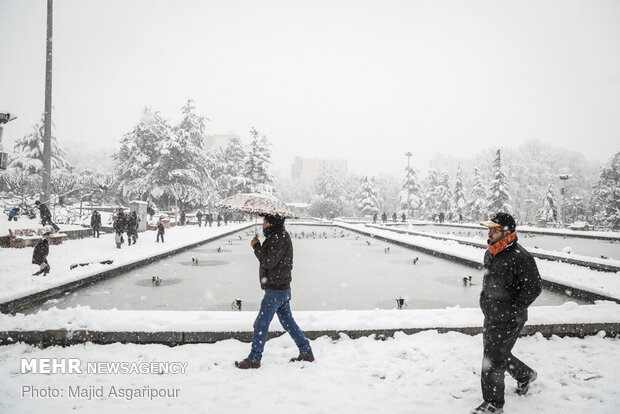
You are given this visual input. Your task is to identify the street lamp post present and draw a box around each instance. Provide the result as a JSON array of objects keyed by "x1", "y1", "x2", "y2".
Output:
[{"x1": 559, "y1": 174, "x2": 572, "y2": 226}]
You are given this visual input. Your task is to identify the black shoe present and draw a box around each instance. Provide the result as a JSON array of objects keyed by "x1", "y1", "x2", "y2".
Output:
[{"x1": 516, "y1": 370, "x2": 537, "y2": 396}]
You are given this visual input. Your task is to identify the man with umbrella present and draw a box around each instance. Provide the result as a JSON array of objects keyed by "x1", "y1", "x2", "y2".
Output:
[{"x1": 235, "y1": 213, "x2": 314, "y2": 369}]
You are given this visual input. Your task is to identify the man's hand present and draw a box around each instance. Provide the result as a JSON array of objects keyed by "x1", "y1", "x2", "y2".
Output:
[{"x1": 251, "y1": 235, "x2": 260, "y2": 247}]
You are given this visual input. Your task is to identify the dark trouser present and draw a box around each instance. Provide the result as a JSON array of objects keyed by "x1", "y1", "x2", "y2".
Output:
[
  {"x1": 34, "y1": 259, "x2": 50, "y2": 276},
  {"x1": 42, "y1": 216, "x2": 59, "y2": 231},
  {"x1": 92, "y1": 226, "x2": 100, "y2": 238},
  {"x1": 481, "y1": 317, "x2": 534, "y2": 408},
  {"x1": 157, "y1": 232, "x2": 164, "y2": 243}
]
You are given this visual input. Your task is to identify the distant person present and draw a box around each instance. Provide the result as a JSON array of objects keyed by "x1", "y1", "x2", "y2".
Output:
[
  {"x1": 392, "y1": 212, "x2": 397, "y2": 222},
  {"x1": 113, "y1": 207, "x2": 126, "y2": 246},
  {"x1": 206, "y1": 213, "x2": 213, "y2": 227},
  {"x1": 196, "y1": 210, "x2": 203, "y2": 227},
  {"x1": 126, "y1": 212, "x2": 138, "y2": 245},
  {"x1": 34, "y1": 201, "x2": 59, "y2": 231},
  {"x1": 156, "y1": 219, "x2": 165, "y2": 243},
  {"x1": 217, "y1": 213, "x2": 222, "y2": 227},
  {"x1": 473, "y1": 213, "x2": 542, "y2": 414},
  {"x1": 381, "y1": 212, "x2": 387, "y2": 224},
  {"x1": 235, "y1": 214, "x2": 314, "y2": 369},
  {"x1": 90, "y1": 210, "x2": 101, "y2": 238},
  {"x1": 372, "y1": 213, "x2": 377, "y2": 223},
  {"x1": 8, "y1": 207, "x2": 20, "y2": 221},
  {"x1": 179, "y1": 210, "x2": 186, "y2": 226},
  {"x1": 439, "y1": 212, "x2": 445, "y2": 223},
  {"x1": 147, "y1": 205, "x2": 155, "y2": 220},
  {"x1": 32, "y1": 232, "x2": 52, "y2": 276},
  {"x1": 401, "y1": 213, "x2": 406, "y2": 223}
]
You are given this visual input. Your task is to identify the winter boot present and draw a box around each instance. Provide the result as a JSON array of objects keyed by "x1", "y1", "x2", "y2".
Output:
[
  {"x1": 472, "y1": 402, "x2": 503, "y2": 414},
  {"x1": 235, "y1": 359, "x2": 260, "y2": 369},
  {"x1": 290, "y1": 355, "x2": 315, "y2": 363},
  {"x1": 516, "y1": 370, "x2": 537, "y2": 396}
]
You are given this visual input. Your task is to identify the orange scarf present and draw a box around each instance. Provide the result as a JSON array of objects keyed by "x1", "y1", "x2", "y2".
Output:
[{"x1": 488, "y1": 231, "x2": 517, "y2": 256}]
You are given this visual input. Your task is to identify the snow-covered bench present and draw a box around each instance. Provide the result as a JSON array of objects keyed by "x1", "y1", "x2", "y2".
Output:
[{"x1": 8, "y1": 228, "x2": 67, "y2": 248}]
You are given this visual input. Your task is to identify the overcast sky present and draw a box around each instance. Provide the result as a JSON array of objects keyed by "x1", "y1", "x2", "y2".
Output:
[{"x1": 0, "y1": 0, "x2": 618, "y2": 177}]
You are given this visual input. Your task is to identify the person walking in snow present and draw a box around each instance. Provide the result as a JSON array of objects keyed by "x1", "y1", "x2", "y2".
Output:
[
  {"x1": 217, "y1": 213, "x2": 222, "y2": 227},
  {"x1": 392, "y1": 212, "x2": 397, "y2": 222},
  {"x1": 206, "y1": 212, "x2": 213, "y2": 227},
  {"x1": 34, "y1": 200, "x2": 59, "y2": 231},
  {"x1": 196, "y1": 210, "x2": 203, "y2": 227},
  {"x1": 473, "y1": 212, "x2": 542, "y2": 414},
  {"x1": 401, "y1": 213, "x2": 406, "y2": 222},
  {"x1": 32, "y1": 232, "x2": 52, "y2": 276},
  {"x1": 113, "y1": 207, "x2": 126, "y2": 246},
  {"x1": 156, "y1": 218, "x2": 165, "y2": 243},
  {"x1": 235, "y1": 214, "x2": 314, "y2": 369},
  {"x1": 90, "y1": 210, "x2": 101, "y2": 238},
  {"x1": 126, "y1": 212, "x2": 137, "y2": 245},
  {"x1": 372, "y1": 213, "x2": 377, "y2": 223},
  {"x1": 179, "y1": 210, "x2": 186, "y2": 226},
  {"x1": 381, "y1": 212, "x2": 387, "y2": 224}
]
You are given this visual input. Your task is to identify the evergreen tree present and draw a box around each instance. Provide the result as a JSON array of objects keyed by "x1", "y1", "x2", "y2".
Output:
[
  {"x1": 468, "y1": 167, "x2": 488, "y2": 221},
  {"x1": 113, "y1": 107, "x2": 168, "y2": 201},
  {"x1": 422, "y1": 170, "x2": 452, "y2": 219},
  {"x1": 590, "y1": 152, "x2": 620, "y2": 230},
  {"x1": 399, "y1": 164, "x2": 421, "y2": 218},
  {"x1": 8, "y1": 114, "x2": 72, "y2": 175},
  {"x1": 487, "y1": 149, "x2": 512, "y2": 213},
  {"x1": 452, "y1": 166, "x2": 467, "y2": 222},
  {"x1": 153, "y1": 100, "x2": 212, "y2": 209},
  {"x1": 309, "y1": 163, "x2": 347, "y2": 218},
  {"x1": 242, "y1": 127, "x2": 275, "y2": 194},
  {"x1": 538, "y1": 184, "x2": 559, "y2": 223},
  {"x1": 211, "y1": 136, "x2": 249, "y2": 199},
  {"x1": 356, "y1": 176, "x2": 381, "y2": 216}
]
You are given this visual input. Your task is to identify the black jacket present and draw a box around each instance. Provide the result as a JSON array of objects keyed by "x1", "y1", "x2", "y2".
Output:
[
  {"x1": 91, "y1": 213, "x2": 101, "y2": 227},
  {"x1": 32, "y1": 239, "x2": 49, "y2": 265},
  {"x1": 253, "y1": 225, "x2": 293, "y2": 290},
  {"x1": 480, "y1": 238, "x2": 542, "y2": 323},
  {"x1": 38, "y1": 203, "x2": 52, "y2": 219}
]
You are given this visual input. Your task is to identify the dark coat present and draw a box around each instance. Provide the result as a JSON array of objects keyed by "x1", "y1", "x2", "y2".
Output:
[
  {"x1": 90, "y1": 212, "x2": 101, "y2": 227},
  {"x1": 253, "y1": 225, "x2": 293, "y2": 290},
  {"x1": 479, "y1": 239, "x2": 542, "y2": 324},
  {"x1": 32, "y1": 239, "x2": 49, "y2": 265},
  {"x1": 38, "y1": 203, "x2": 52, "y2": 219},
  {"x1": 126, "y1": 214, "x2": 137, "y2": 235},
  {"x1": 157, "y1": 222, "x2": 165, "y2": 234},
  {"x1": 113, "y1": 212, "x2": 126, "y2": 233}
]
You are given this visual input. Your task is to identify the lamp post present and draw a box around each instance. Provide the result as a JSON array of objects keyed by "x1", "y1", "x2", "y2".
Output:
[{"x1": 559, "y1": 174, "x2": 572, "y2": 226}]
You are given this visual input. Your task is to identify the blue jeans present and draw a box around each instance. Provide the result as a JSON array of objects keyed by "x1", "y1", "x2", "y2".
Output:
[{"x1": 248, "y1": 289, "x2": 312, "y2": 364}]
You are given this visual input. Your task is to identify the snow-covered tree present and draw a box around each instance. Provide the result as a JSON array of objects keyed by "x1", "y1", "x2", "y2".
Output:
[
  {"x1": 538, "y1": 184, "x2": 559, "y2": 223},
  {"x1": 422, "y1": 170, "x2": 452, "y2": 220},
  {"x1": 487, "y1": 149, "x2": 511, "y2": 213},
  {"x1": 8, "y1": 114, "x2": 72, "y2": 175},
  {"x1": 113, "y1": 108, "x2": 170, "y2": 201},
  {"x1": 153, "y1": 100, "x2": 212, "y2": 209},
  {"x1": 308, "y1": 163, "x2": 348, "y2": 218},
  {"x1": 399, "y1": 164, "x2": 421, "y2": 218},
  {"x1": 451, "y1": 166, "x2": 467, "y2": 222},
  {"x1": 211, "y1": 137, "x2": 249, "y2": 199},
  {"x1": 590, "y1": 152, "x2": 620, "y2": 230},
  {"x1": 468, "y1": 167, "x2": 487, "y2": 221},
  {"x1": 356, "y1": 176, "x2": 381, "y2": 216},
  {"x1": 242, "y1": 127, "x2": 275, "y2": 194},
  {"x1": 50, "y1": 170, "x2": 81, "y2": 205}
]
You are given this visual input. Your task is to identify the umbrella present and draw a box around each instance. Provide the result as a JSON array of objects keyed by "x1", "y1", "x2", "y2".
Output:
[{"x1": 215, "y1": 193, "x2": 298, "y2": 233}]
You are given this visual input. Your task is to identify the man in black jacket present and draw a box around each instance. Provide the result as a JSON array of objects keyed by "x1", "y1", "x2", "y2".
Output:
[
  {"x1": 473, "y1": 212, "x2": 542, "y2": 414},
  {"x1": 90, "y1": 210, "x2": 101, "y2": 238},
  {"x1": 235, "y1": 214, "x2": 314, "y2": 369},
  {"x1": 35, "y1": 200, "x2": 59, "y2": 231},
  {"x1": 32, "y1": 232, "x2": 52, "y2": 276}
]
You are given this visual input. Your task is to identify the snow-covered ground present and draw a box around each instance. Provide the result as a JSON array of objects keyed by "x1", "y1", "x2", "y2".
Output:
[
  {"x1": 1, "y1": 220, "x2": 619, "y2": 413},
  {"x1": 0, "y1": 331, "x2": 618, "y2": 413}
]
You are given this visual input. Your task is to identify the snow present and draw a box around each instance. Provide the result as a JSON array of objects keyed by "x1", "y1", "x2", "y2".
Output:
[
  {"x1": 0, "y1": 330, "x2": 619, "y2": 413},
  {"x1": 1, "y1": 221, "x2": 620, "y2": 413}
]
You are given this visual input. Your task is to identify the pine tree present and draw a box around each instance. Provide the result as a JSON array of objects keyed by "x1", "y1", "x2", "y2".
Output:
[
  {"x1": 399, "y1": 164, "x2": 421, "y2": 218},
  {"x1": 590, "y1": 152, "x2": 620, "y2": 230},
  {"x1": 487, "y1": 149, "x2": 511, "y2": 213},
  {"x1": 469, "y1": 167, "x2": 487, "y2": 221},
  {"x1": 309, "y1": 163, "x2": 347, "y2": 218},
  {"x1": 113, "y1": 107, "x2": 168, "y2": 201},
  {"x1": 211, "y1": 136, "x2": 249, "y2": 199},
  {"x1": 356, "y1": 176, "x2": 381, "y2": 216},
  {"x1": 422, "y1": 170, "x2": 452, "y2": 220},
  {"x1": 8, "y1": 114, "x2": 72, "y2": 175},
  {"x1": 242, "y1": 127, "x2": 275, "y2": 194},
  {"x1": 452, "y1": 166, "x2": 467, "y2": 222},
  {"x1": 537, "y1": 184, "x2": 559, "y2": 223}
]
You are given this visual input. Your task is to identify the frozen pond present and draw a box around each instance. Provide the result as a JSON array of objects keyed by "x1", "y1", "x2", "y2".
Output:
[
  {"x1": 394, "y1": 224, "x2": 620, "y2": 260},
  {"x1": 30, "y1": 226, "x2": 586, "y2": 313}
]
